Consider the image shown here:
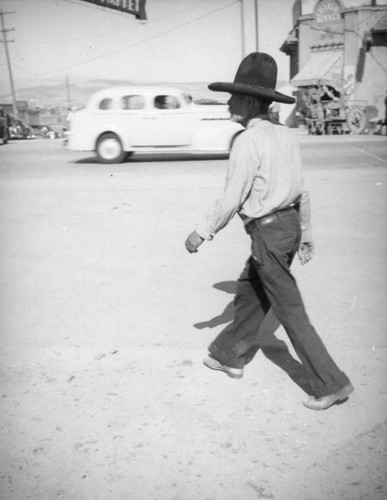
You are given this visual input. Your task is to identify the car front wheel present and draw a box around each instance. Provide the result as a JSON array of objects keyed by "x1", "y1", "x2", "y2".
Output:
[{"x1": 96, "y1": 133, "x2": 126, "y2": 164}]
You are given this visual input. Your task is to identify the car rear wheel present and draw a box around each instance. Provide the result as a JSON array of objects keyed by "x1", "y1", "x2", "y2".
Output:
[{"x1": 96, "y1": 133, "x2": 126, "y2": 164}]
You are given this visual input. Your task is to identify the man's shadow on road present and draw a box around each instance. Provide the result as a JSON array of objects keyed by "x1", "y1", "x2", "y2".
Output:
[{"x1": 194, "y1": 281, "x2": 313, "y2": 395}]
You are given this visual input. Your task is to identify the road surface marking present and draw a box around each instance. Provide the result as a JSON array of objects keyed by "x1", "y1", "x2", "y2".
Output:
[{"x1": 358, "y1": 148, "x2": 387, "y2": 165}]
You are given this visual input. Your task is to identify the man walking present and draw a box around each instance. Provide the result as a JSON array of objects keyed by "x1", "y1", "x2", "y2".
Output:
[{"x1": 185, "y1": 52, "x2": 353, "y2": 410}]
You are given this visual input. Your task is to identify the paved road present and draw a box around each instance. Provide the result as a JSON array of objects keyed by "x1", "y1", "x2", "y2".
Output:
[
  {"x1": 1, "y1": 134, "x2": 387, "y2": 173},
  {"x1": 0, "y1": 136, "x2": 387, "y2": 500}
]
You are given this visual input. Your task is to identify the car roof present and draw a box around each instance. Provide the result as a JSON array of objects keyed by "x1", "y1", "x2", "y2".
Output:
[{"x1": 89, "y1": 85, "x2": 186, "y2": 101}]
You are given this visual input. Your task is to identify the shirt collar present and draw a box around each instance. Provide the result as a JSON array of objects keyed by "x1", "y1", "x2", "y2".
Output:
[{"x1": 246, "y1": 115, "x2": 271, "y2": 129}]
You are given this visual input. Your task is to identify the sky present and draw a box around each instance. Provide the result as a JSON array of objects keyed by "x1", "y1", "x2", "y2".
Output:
[{"x1": 0, "y1": 0, "x2": 294, "y2": 96}]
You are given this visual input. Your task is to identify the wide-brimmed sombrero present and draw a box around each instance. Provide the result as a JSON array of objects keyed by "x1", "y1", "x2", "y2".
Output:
[{"x1": 209, "y1": 52, "x2": 295, "y2": 104}]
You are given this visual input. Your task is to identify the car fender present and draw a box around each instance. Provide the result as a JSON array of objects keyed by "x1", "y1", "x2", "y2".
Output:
[{"x1": 94, "y1": 125, "x2": 131, "y2": 151}]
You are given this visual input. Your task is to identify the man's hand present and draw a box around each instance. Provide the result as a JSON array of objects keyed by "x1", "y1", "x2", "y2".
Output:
[
  {"x1": 185, "y1": 231, "x2": 204, "y2": 253},
  {"x1": 298, "y1": 241, "x2": 315, "y2": 265}
]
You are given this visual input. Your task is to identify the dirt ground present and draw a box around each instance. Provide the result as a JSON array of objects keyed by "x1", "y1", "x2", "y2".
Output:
[{"x1": 0, "y1": 137, "x2": 386, "y2": 499}]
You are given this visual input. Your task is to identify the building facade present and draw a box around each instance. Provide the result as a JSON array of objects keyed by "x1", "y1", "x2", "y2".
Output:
[
  {"x1": 0, "y1": 101, "x2": 41, "y2": 125},
  {"x1": 281, "y1": 0, "x2": 387, "y2": 131}
]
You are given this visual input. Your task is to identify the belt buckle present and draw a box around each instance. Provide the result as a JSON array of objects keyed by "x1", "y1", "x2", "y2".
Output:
[{"x1": 260, "y1": 213, "x2": 276, "y2": 226}]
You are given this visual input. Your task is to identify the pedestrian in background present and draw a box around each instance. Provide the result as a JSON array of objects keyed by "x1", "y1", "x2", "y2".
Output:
[
  {"x1": 185, "y1": 52, "x2": 353, "y2": 410},
  {"x1": 66, "y1": 107, "x2": 74, "y2": 129}
]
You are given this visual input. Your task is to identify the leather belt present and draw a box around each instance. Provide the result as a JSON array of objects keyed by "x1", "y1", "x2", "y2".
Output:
[{"x1": 244, "y1": 206, "x2": 296, "y2": 234}]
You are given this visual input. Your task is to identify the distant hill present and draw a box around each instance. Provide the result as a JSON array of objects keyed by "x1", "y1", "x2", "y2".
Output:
[
  {"x1": 0, "y1": 79, "x2": 132, "y2": 108},
  {"x1": 0, "y1": 79, "x2": 227, "y2": 109},
  {"x1": 0, "y1": 78, "x2": 290, "y2": 109}
]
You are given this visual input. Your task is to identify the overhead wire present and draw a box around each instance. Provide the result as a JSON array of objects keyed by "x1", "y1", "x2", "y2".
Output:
[
  {"x1": 16, "y1": 0, "x2": 223, "y2": 44},
  {"x1": 34, "y1": 0, "x2": 239, "y2": 78}
]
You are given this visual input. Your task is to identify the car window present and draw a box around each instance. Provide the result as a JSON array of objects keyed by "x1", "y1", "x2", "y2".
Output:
[
  {"x1": 121, "y1": 95, "x2": 145, "y2": 110},
  {"x1": 154, "y1": 95, "x2": 180, "y2": 110},
  {"x1": 98, "y1": 98, "x2": 114, "y2": 110}
]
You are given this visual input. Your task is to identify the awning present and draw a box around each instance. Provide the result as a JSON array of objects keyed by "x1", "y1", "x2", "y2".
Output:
[
  {"x1": 291, "y1": 50, "x2": 343, "y2": 88},
  {"x1": 372, "y1": 12, "x2": 387, "y2": 32}
]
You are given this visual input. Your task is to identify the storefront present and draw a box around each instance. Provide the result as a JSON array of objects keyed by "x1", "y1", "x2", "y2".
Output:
[
  {"x1": 281, "y1": 0, "x2": 387, "y2": 133},
  {"x1": 0, "y1": 101, "x2": 41, "y2": 125}
]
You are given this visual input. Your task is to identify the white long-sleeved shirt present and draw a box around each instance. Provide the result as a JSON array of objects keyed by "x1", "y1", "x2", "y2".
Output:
[{"x1": 196, "y1": 118, "x2": 312, "y2": 242}]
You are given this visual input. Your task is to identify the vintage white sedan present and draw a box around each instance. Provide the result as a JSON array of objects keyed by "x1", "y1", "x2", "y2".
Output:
[{"x1": 67, "y1": 86, "x2": 243, "y2": 163}]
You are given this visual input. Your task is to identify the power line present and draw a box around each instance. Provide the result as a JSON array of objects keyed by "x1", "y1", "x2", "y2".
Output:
[
  {"x1": 35, "y1": 0, "x2": 238, "y2": 78},
  {"x1": 64, "y1": 0, "x2": 222, "y2": 21},
  {"x1": 15, "y1": 0, "x2": 226, "y2": 45}
]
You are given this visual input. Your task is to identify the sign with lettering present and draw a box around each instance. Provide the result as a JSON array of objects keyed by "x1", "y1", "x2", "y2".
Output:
[
  {"x1": 80, "y1": 0, "x2": 147, "y2": 20},
  {"x1": 314, "y1": 0, "x2": 341, "y2": 26}
]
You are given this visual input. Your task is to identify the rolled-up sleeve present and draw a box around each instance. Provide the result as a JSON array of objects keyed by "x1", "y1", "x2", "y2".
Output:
[{"x1": 196, "y1": 134, "x2": 257, "y2": 240}]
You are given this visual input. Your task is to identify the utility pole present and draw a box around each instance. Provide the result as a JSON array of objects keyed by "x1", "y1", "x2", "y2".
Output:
[
  {"x1": 254, "y1": 0, "x2": 259, "y2": 52},
  {"x1": 0, "y1": 8, "x2": 18, "y2": 118},
  {"x1": 240, "y1": 0, "x2": 245, "y2": 58}
]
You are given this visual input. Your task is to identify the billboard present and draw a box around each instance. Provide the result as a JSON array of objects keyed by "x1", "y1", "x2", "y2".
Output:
[{"x1": 80, "y1": 0, "x2": 146, "y2": 20}]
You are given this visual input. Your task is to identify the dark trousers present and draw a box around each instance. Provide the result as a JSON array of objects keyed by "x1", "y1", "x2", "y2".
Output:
[{"x1": 209, "y1": 210, "x2": 350, "y2": 398}]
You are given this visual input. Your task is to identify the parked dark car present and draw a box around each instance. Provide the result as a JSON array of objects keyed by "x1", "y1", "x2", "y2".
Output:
[
  {"x1": 31, "y1": 125, "x2": 59, "y2": 139},
  {"x1": 0, "y1": 108, "x2": 11, "y2": 144},
  {"x1": 9, "y1": 119, "x2": 35, "y2": 140}
]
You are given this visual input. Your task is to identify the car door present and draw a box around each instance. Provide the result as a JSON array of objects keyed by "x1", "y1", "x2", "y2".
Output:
[
  {"x1": 139, "y1": 93, "x2": 195, "y2": 147},
  {"x1": 116, "y1": 94, "x2": 148, "y2": 146}
]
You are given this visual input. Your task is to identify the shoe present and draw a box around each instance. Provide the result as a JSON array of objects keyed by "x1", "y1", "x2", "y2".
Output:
[
  {"x1": 203, "y1": 353, "x2": 243, "y2": 379},
  {"x1": 303, "y1": 383, "x2": 354, "y2": 410}
]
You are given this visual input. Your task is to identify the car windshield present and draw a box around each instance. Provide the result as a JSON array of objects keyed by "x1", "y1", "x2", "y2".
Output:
[{"x1": 154, "y1": 95, "x2": 180, "y2": 110}]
